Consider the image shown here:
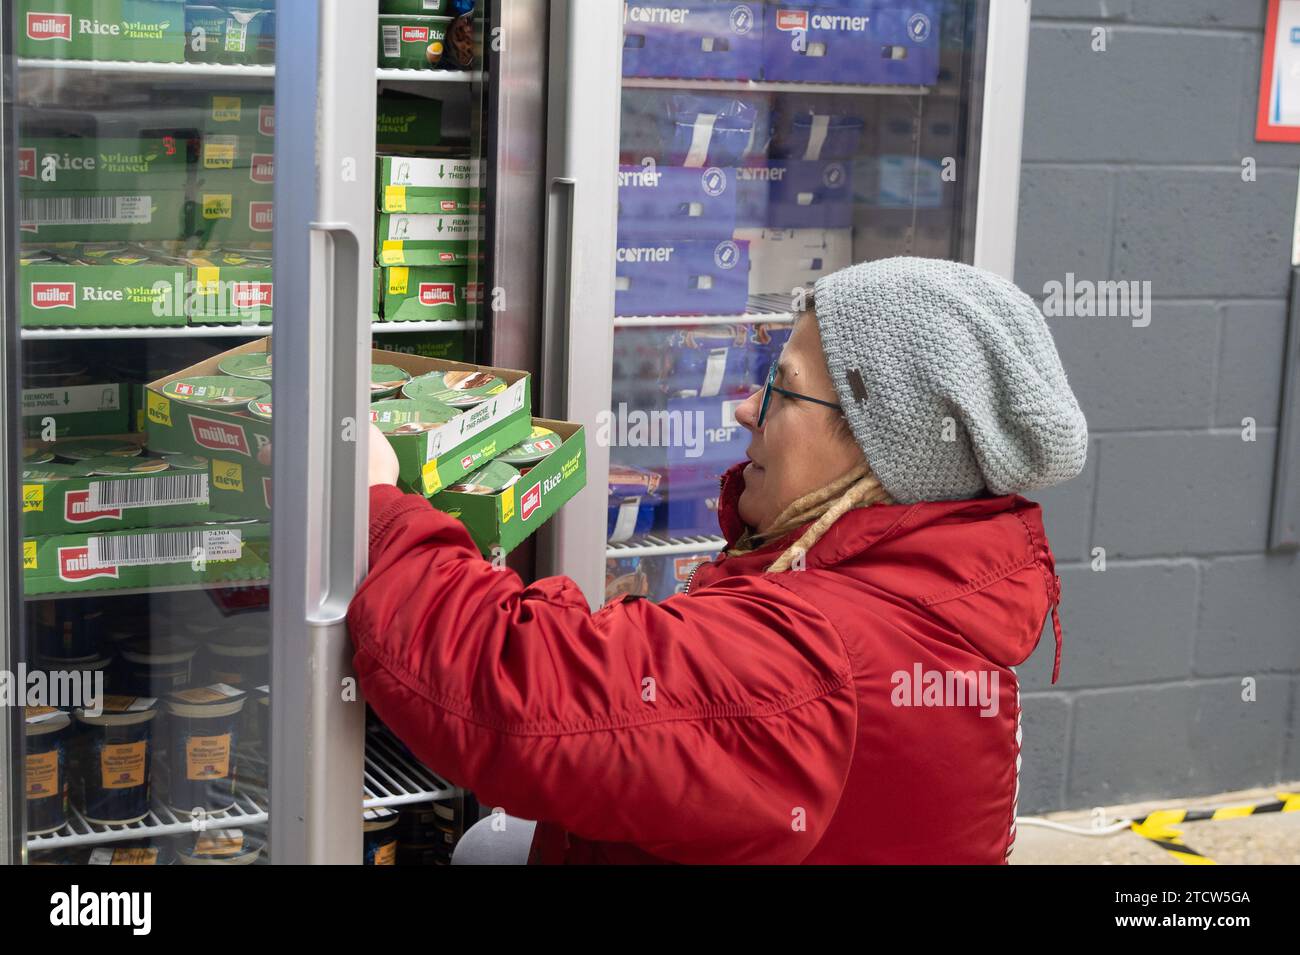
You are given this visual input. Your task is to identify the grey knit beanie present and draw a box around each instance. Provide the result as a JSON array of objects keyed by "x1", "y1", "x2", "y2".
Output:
[{"x1": 812, "y1": 257, "x2": 1088, "y2": 504}]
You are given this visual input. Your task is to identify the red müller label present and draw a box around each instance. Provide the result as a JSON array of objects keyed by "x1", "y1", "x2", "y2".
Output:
[
  {"x1": 27, "y1": 12, "x2": 72, "y2": 41},
  {"x1": 31, "y1": 283, "x2": 76, "y2": 309}
]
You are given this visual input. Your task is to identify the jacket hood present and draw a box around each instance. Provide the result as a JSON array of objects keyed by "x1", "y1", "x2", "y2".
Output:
[{"x1": 714, "y1": 461, "x2": 1064, "y2": 680}]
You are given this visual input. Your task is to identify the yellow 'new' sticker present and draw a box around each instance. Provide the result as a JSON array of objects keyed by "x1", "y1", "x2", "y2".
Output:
[
  {"x1": 500, "y1": 485, "x2": 515, "y2": 523},
  {"x1": 385, "y1": 185, "x2": 408, "y2": 212},
  {"x1": 380, "y1": 241, "x2": 405, "y2": 265},
  {"x1": 212, "y1": 460, "x2": 244, "y2": 492},
  {"x1": 23, "y1": 485, "x2": 43, "y2": 513},
  {"x1": 422, "y1": 460, "x2": 443, "y2": 495},
  {"x1": 387, "y1": 267, "x2": 410, "y2": 295},
  {"x1": 23, "y1": 540, "x2": 36, "y2": 570},
  {"x1": 146, "y1": 390, "x2": 172, "y2": 427}
]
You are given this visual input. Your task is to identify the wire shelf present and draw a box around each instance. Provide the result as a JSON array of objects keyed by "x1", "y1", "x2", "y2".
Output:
[
  {"x1": 606, "y1": 533, "x2": 726, "y2": 558},
  {"x1": 614, "y1": 294, "x2": 796, "y2": 328}
]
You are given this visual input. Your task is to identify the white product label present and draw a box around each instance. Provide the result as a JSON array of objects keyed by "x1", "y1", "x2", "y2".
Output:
[
  {"x1": 721, "y1": 398, "x2": 742, "y2": 429},
  {"x1": 86, "y1": 529, "x2": 242, "y2": 569},
  {"x1": 684, "y1": 113, "x2": 718, "y2": 168},
  {"x1": 382, "y1": 24, "x2": 401, "y2": 58},
  {"x1": 87, "y1": 473, "x2": 210, "y2": 511},
  {"x1": 610, "y1": 498, "x2": 642, "y2": 543},
  {"x1": 20, "y1": 195, "x2": 152, "y2": 227},
  {"x1": 425, "y1": 376, "x2": 528, "y2": 462},
  {"x1": 22, "y1": 383, "x2": 120, "y2": 415},
  {"x1": 700, "y1": 348, "x2": 728, "y2": 397},
  {"x1": 387, "y1": 156, "x2": 483, "y2": 188},
  {"x1": 804, "y1": 114, "x2": 831, "y2": 161}
]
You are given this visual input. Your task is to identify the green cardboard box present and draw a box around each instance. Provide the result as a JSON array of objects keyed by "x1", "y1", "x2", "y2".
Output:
[
  {"x1": 18, "y1": 136, "x2": 191, "y2": 193},
  {"x1": 197, "y1": 133, "x2": 274, "y2": 194},
  {"x1": 376, "y1": 156, "x2": 481, "y2": 214},
  {"x1": 376, "y1": 94, "x2": 442, "y2": 148},
  {"x1": 22, "y1": 521, "x2": 269, "y2": 596},
  {"x1": 185, "y1": 252, "x2": 273, "y2": 325},
  {"x1": 22, "y1": 382, "x2": 130, "y2": 437},
  {"x1": 199, "y1": 91, "x2": 274, "y2": 138},
  {"x1": 22, "y1": 448, "x2": 232, "y2": 536},
  {"x1": 369, "y1": 346, "x2": 532, "y2": 497},
  {"x1": 19, "y1": 255, "x2": 188, "y2": 328},
  {"x1": 18, "y1": 0, "x2": 186, "y2": 63},
  {"x1": 430, "y1": 419, "x2": 588, "y2": 557},
  {"x1": 18, "y1": 189, "x2": 192, "y2": 242},
  {"x1": 380, "y1": 265, "x2": 477, "y2": 322},
  {"x1": 377, "y1": 15, "x2": 450, "y2": 70},
  {"x1": 376, "y1": 212, "x2": 482, "y2": 266},
  {"x1": 192, "y1": 190, "x2": 273, "y2": 244},
  {"x1": 381, "y1": 0, "x2": 451, "y2": 14},
  {"x1": 184, "y1": 5, "x2": 273, "y2": 65}
]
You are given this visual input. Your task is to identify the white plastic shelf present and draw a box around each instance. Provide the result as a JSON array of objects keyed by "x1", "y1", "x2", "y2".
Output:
[
  {"x1": 622, "y1": 76, "x2": 930, "y2": 96},
  {"x1": 21, "y1": 320, "x2": 480, "y2": 341},
  {"x1": 614, "y1": 294, "x2": 796, "y2": 328},
  {"x1": 26, "y1": 728, "x2": 458, "y2": 853},
  {"x1": 606, "y1": 533, "x2": 726, "y2": 559},
  {"x1": 18, "y1": 58, "x2": 480, "y2": 84}
]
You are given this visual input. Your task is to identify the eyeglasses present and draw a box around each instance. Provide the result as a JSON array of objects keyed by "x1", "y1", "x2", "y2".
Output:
[{"x1": 756, "y1": 359, "x2": 843, "y2": 429}]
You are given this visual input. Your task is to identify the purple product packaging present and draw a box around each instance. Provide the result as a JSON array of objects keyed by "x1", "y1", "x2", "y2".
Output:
[
  {"x1": 658, "y1": 95, "x2": 758, "y2": 167},
  {"x1": 762, "y1": 2, "x2": 941, "y2": 86},
  {"x1": 766, "y1": 159, "x2": 853, "y2": 228},
  {"x1": 748, "y1": 322, "x2": 794, "y2": 385},
  {"x1": 623, "y1": 1, "x2": 764, "y2": 80},
  {"x1": 770, "y1": 109, "x2": 865, "y2": 161},
  {"x1": 617, "y1": 165, "x2": 738, "y2": 240},
  {"x1": 661, "y1": 325, "x2": 750, "y2": 398},
  {"x1": 615, "y1": 238, "x2": 750, "y2": 317},
  {"x1": 663, "y1": 461, "x2": 728, "y2": 537},
  {"x1": 607, "y1": 493, "x2": 664, "y2": 543},
  {"x1": 664, "y1": 392, "x2": 750, "y2": 467}
]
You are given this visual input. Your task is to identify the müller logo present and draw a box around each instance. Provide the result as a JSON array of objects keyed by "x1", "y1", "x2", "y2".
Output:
[
  {"x1": 31, "y1": 283, "x2": 76, "y2": 309},
  {"x1": 419, "y1": 282, "x2": 456, "y2": 306},
  {"x1": 520, "y1": 481, "x2": 542, "y2": 521},
  {"x1": 58, "y1": 547, "x2": 119, "y2": 582},
  {"x1": 27, "y1": 12, "x2": 72, "y2": 41},
  {"x1": 18, "y1": 147, "x2": 36, "y2": 179},
  {"x1": 249, "y1": 202, "x2": 273, "y2": 232},
  {"x1": 232, "y1": 282, "x2": 272, "y2": 310},
  {"x1": 401, "y1": 25, "x2": 429, "y2": 42},
  {"x1": 190, "y1": 416, "x2": 251, "y2": 456},
  {"x1": 249, "y1": 154, "x2": 274, "y2": 184},
  {"x1": 64, "y1": 490, "x2": 122, "y2": 524},
  {"x1": 258, "y1": 105, "x2": 275, "y2": 137}
]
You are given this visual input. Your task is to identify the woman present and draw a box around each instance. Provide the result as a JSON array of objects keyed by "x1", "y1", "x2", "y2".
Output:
[{"x1": 348, "y1": 256, "x2": 1088, "y2": 864}]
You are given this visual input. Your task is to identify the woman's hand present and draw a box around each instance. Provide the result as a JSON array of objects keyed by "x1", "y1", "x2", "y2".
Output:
[{"x1": 369, "y1": 422, "x2": 400, "y2": 487}]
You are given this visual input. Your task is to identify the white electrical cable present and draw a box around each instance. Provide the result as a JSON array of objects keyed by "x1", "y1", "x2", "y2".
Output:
[{"x1": 1016, "y1": 816, "x2": 1135, "y2": 837}]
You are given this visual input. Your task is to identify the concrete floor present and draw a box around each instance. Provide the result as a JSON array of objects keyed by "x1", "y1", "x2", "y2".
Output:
[{"x1": 1010, "y1": 782, "x2": 1300, "y2": 865}]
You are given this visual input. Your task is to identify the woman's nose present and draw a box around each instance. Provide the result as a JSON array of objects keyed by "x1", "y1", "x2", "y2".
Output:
[{"x1": 735, "y1": 388, "x2": 761, "y2": 431}]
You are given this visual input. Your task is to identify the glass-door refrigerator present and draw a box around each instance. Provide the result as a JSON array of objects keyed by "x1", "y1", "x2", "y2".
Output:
[
  {"x1": 1, "y1": 0, "x2": 493, "y2": 866},
  {"x1": 536, "y1": 0, "x2": 1031, "y2": 610}
]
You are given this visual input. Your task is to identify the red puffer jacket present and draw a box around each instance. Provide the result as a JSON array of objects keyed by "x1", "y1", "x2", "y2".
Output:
[{"x1": 347, "y1": 461, "x2": 1064, "y2": 864}]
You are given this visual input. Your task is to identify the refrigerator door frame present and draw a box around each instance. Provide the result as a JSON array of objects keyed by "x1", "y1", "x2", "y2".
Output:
[
  {"x1": 971, "y1": 0, "x2": 1031, "y2": 279},
  {"x1": 533, "y1": 0, "x2": 624, "y2": 608},
  {"x1": 269, "y1": 0, "x2": 378, "y2": 864}
]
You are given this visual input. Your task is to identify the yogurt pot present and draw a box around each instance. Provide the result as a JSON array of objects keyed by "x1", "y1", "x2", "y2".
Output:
[
  {"x1": 22, "y1": 461, "x2": 97, "y2": 482},
  {"x1": 119, "y1": 639, "x2": 197, "y2": 698},
  {"x1": 51, "y1": 438, "x2": 143, "y2": 462},
  {"x1": 363, "y1": 806, "x2": 400, "y2": 865},
  {"x1": 217, "y1": 353, "x2": 273, "y2": 381},
  {"x1": 443, "y1": 458, "x2": 520, "y2": 495},
  {"x1": 369, "y1": 397, "x2": 458, "y2": 434},
  {"x1": 73, "y1": 695, "x2": 158, "y2": 826},
  {"x1": 174, "y1": 828, "x2": 263, "y2": 865},
  {"x1": 25, "y1": 708, "x2": 72, "y2": 836},
  {"x1": 371, "y1": 364, "x2": 412, "y2": 400},
  {"x1": 247, "y1": 398, "x2": 272, "y2": 421},
  {"x1": 202, "y1": 640, "x2": 269, "y2": 690},
  {"x1": 86, "y1": 842, "x2": 172, "y2": 866},
  {"x1": 23, "y1": 449, "x2": 54, "y2": 465},
  {"x1": 398, "y1": 797, "x2": 464, "y2": 845},
  {"x1": 33, "y1": 600, "x2": 102, "y2": 659},
  {"x1": 401, "y1": 369, "x2": 507, "y2": 408},
  {"x1": 608, "y1": 463, "x2": 662, "y2": 497},
  {"x1": 161, "y1": 376, "x2": 270, "y2": 409},
  {"x1": 497, "y1": 426, "x2": 561, "y2": 467},
  {"x1": 158, "y1": 453, "x2": 209, "y2": 471},
  {"x1": 163, "y1": 684, "x2": 247, "y2": 817},
  {"x1": 38, "y1": 652, "x2": 114, "y2": 697},
  {"x1": 82, "y1": 456, "x2": 170, "y2": 476}
]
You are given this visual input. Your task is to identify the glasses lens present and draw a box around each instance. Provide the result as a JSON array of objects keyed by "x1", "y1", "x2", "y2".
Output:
[{"x1": 758, "y1": 361, "x2": 776, "y2": 428}]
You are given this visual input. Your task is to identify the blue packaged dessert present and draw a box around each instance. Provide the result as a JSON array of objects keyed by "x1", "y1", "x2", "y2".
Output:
[{"x1": 623, "y1": 0, "x2": 764, "y2": 80}]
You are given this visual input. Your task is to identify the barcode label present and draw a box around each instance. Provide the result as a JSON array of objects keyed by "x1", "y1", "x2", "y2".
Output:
[
  {"x1": 86, "y1": 529, "x2": 242, "y2": 568},
  {"x1": 20, "y1": 195, "x2": 152, "y2": 227},
  {"x1": 87, "y1": 473, "x2": 210, "y2": 511},
  {"x1": 382, "y1": 24, "x2": 401, "y2": 57}
]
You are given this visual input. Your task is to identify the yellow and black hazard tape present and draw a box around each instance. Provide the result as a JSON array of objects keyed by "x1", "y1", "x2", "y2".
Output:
[{"x1": 1128, "y1": 792, "x2": 1300, "y2": 865}]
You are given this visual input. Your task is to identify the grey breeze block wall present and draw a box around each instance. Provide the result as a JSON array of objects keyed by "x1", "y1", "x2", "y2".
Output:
[{"x1": 1012, "y1": 0, "x2": 1300, "y2": 814}]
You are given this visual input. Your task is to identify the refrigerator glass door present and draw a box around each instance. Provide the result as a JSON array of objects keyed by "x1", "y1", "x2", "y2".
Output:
[
  {"x1": 605, "y1": 0, "x2": 994, "y2": 604},
  {"x1": 3, "y1": 0, "x2": 283, "y2": 866}
]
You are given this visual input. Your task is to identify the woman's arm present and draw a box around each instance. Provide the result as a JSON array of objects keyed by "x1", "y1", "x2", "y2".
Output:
[{"x1": 347, "y1": 484, "x2": 857, "y2": 864}]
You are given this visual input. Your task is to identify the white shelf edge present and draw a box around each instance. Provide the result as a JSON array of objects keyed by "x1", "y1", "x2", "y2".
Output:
[
  {"x1": 17, "y1": 58, "x2": 480, "y2": 83},
  {"x1": 614, "y1": 312, "x2": 793, "y2": 328},
  {"x1": 21, "y1": 321, "x2": 480, "y2": 340},
  {"x1": 606, "y1": 535, "x2": 726, "y2": 559},
  {"x1": 622, "y1": 76, "x2": 930, "y2": 96}
]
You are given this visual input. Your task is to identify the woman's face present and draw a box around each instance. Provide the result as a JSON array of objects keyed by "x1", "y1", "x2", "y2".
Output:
[{"x1": 734, "y1": 311, "x2": 865, "y2": 535}]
